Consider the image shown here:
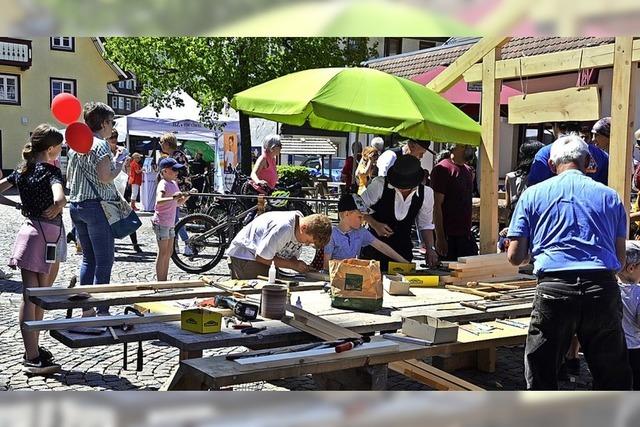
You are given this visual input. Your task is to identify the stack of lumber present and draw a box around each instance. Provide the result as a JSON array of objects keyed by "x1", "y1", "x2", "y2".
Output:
[{"x1": 440, "y1": 253, "x2": 521, "y2": 285}]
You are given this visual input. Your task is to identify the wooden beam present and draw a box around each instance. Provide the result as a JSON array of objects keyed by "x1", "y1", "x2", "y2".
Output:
[
  {"x1": 464, "y1": 40, "x2": 640, "y2": 83},
  {"x1": 389, "y1": 359, "x2": 484, "y2": 391},
  {"x1": 23, "y1": 313, "x2": 180, "y2": 332},
  {"x1": 608, "y1": 37, "x2": 637, "y2": 212},
  {"x1": 25, "y1": 280, "x2": 207, "y2": 297},
  {"x1": 426, "y1": 37, "x2": 510, "y2": 93},
  {"x1": 479, "y1": 48, "x2": 502, "y2": 254},
  {"x1": 508, "y1": 85, "x2": 601, "y2": 124}
]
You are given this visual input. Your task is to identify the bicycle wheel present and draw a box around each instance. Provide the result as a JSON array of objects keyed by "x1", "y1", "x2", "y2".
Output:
[{"x1": 171, "y1": 213, "x2": 228, "y2": 274}]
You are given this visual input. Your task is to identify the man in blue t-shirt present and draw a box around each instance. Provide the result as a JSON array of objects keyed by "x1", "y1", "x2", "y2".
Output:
[
  {"x1": 507, "y1": 135, "x2": 630, "y2": 390},
  {"x1": 527, "y1": 139, "x2": 609, "y2": 186}
]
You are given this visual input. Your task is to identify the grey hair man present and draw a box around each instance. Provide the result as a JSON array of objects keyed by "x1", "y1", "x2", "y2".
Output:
[
  {"x1": 507, "y1": 134, "x2": 631, "y2": 390},
  {"x1": 370, "y1": 136, "x2": 385, "y2": 153}
]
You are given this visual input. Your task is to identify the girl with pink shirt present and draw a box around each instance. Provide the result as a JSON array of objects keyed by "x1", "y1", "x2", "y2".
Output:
[{"x1": 153, "y1": 158, "x2": 190, "y2": 281}]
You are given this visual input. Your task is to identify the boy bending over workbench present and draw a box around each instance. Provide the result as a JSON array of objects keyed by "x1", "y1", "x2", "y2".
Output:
[{"x1": 227, "y1": 211, "x2": 332, "y2": 279}]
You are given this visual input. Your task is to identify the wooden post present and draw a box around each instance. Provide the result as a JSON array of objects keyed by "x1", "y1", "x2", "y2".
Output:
[
  {"x1": 479, "y1": 48, "x2": 502, "y2": 254},
  {"x1": 609, "y1": 37, "x2": 637, "y2": 214}
]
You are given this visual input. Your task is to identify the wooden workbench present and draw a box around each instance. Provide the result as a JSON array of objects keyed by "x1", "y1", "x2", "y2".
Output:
[
  {"x1": 165, "y1": 317, "x2": 530, "y2": 390},
  {"x1": 48, "y1": 286, "x2": 532, "y2": 360}
]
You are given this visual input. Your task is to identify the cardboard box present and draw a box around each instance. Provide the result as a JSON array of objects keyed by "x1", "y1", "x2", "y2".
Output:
[
  {"x1": 401, "y1": 315, "x2": 458, "y2": 344},
  {"x1": 181, "y1": 308, "x2": 223, "y2": 334},
  {"x1": 399, "y1": 274, "x2": 440, "y2": 287},
  {"x1": 387, "y1": 262, "x2": 417, "y2": 274},
  {"x1": 383, "y1": 274, "x2": 413, "y2": 296}
]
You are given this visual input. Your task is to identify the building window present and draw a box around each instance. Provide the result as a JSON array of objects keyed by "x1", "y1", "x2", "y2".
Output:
[
  {"x1": 111, "y1": 96, "x2": 118, "y2": 109},
  {"x1": 0, "y1": 73, "x2": 19, "y2": 105},
  {"x1": 50, "y1": 78, "x2": 76, "y2": 103},
  {"x1": 118, "y1": 96, "x2": 124, "y2": 110},
  {"x1": 134, "y1": 99, "x2": 140, "y2": 110},
  {"x1": 118, "y1": 81, "x2": 125, "y2": 89},
  {"x1": 384, "y1": 38, "x2": 403, "y2": 56},
  {"x1": 125, "y1": 98, "x2": 131, "y2": 111},
  {"x1": 50, "y1": 37, "x2": 75, "y2": 51},
  {"x1": 126, "y1": 80, "x2": 133, "y2": 90},
  {"x1": 419, "y1": 40, "x2": 437, "y2": 50}
]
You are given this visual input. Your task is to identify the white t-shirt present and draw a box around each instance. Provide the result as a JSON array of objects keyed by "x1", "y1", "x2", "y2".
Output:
[
  {"x1": 376, "y1": 150, "x2": 398, "y2": 177},
  {"x1": 227, "y1": 211, "x2": 303, "y2": 261},
  {"x1": 360, "y1": 176, "x2": 435, "y2": 231}
]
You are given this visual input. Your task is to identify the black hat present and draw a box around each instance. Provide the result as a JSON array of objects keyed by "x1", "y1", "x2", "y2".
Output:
[
  {"x1": 387, "y1": 155, "x2": 423, "y2": 189},
  {"x1": 408, "y1": 139, "x2": 431, "y2": 150},
  {"x1": 337, "y1": 194, "x2": 372, "y2": 214}
]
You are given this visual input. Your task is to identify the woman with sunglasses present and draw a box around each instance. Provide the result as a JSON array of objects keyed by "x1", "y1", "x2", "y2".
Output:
[{"x1": 67, "y1": 102, "x2": 125, "y2": 316}]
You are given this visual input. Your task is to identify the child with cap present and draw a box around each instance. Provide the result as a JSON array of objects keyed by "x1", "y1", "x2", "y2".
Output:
[
  {"x1": 323, "y1": 194, "x2": 410, "y2": 270},
  {"x1": 227, "y1": 211, "x2": 332, "y2": 280},
  {"x1": 153, "y1": 157, "x2": 192, "y2": 281},
  {"x1": 618, "y1": 240, "x2": 640, "y2": 390}
]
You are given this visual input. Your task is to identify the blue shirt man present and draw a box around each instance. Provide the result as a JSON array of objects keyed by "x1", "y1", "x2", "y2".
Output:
[
  {"x1": 527, "y1": 143, "x2": 609, "y2": 186},
  {"x1": 509, "y1": 169, "x2": 626, "y2": 274}
]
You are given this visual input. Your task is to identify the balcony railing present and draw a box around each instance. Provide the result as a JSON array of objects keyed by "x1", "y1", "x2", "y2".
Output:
[{"x1": 0, "y1": 38, "x2": 32, "y2": 70}]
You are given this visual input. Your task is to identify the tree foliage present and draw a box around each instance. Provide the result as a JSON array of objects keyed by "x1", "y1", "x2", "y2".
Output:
[{"x1": 104, "y1": 37, "x2": 378, "y2": 124}]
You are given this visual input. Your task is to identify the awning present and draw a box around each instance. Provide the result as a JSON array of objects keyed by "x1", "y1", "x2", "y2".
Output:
[
  {"x1": 280, "y1": 137, "x2": 337, "y2": 156},
  {"x1": 411, "y1": 66, "x2": 521, "y2": 105}
]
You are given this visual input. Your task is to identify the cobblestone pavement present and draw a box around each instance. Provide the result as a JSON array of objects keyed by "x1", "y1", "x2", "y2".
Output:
[{"x1": 0, "y1": 198, "x2": 592, "y2": 391}]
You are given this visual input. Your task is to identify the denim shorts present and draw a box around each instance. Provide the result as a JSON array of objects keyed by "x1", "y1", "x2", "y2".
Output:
[{"x1": 153, "y1": 223, "x2": 175, "y2": 241}]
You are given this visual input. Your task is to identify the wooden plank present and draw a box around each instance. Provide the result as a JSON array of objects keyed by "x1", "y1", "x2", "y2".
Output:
[
  {"x1": 464, "y1": 40, "x2": 640, "y2": 83},
  {"x1": 285, "y1": 304, "x2": 361, "y2": 340},
  {"x1": 25, "y1": 280, "x2": 207, "y2": 297},
  {"x1": 508, "y1": 85, "x2": 601, "y2": 124},
  {"x1": 426, "y1": 36, "x2": 510, "y2": 93},
  {"x1": 280, "y1": 316, "x2": 336, "y2": 341},
  {"x1": 609, "y1": 36, "x2": 637, "y2": 210},
  {"x1": 458, "y1": 253, "x2": 508, "y2": 264},
  {"x1": 445, "y1": 285, "x2": 502, "y2": 300},
  {"x1": 479, "y1": 42, "x2": 500, "y2": 258},
  {"x1": 390, "y1": 359, "x2": 484, "y2": 391},
  {"x1": 234, "y1": 341, "x2": 399, "y2": 370},
  {"x1": 23, "y1": 313, "x2": 180, "y2": 332},
  {"x1": 451, "y1": 267, "x2": 518, "y2": 278}
]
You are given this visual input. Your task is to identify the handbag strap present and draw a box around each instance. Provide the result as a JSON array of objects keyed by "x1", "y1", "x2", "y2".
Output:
[{"x1": 73, "y1": 151, "x2": 119, "y2": 202}]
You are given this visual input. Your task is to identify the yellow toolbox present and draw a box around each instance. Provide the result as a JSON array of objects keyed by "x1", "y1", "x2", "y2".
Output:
[{"x1": 181, "y1": 308, "x2": 223, "y2": 334}]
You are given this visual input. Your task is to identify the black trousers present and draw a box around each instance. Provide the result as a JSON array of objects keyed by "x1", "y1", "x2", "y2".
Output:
[
  {"x1": 525, "y1": 270, "x2": 631, "y2": 390},
  {"x1": 442, "y1": 234, "x2": 478, "y2": 261}
]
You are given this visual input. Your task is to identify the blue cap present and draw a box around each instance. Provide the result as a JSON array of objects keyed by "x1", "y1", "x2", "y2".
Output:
[{"x1": 159, "y1": 157, "x2": 185, "y2": 170}]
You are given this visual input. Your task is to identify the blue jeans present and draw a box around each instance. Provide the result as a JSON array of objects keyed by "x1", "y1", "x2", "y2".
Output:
[
  {"x1": 175, "y1": 209, "x2": 188, "y2": 242},
  {"x1": 70, "y1": 200, "x2": 114, "y2": 314}
]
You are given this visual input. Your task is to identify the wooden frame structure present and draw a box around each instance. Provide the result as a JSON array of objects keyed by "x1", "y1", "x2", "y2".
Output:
[{"x1": 431, "y1": 37, "x2": 638, "y2": 252}]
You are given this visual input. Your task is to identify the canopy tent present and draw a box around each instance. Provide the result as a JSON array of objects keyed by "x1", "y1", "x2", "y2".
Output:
[{"x1": 115, "y1": 92, "x2": 240, "y2": 142}]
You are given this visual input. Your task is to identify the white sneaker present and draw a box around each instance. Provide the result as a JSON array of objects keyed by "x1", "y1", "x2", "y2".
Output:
[{"x1": 183, "y1": 245, "x2": 194, "y2": 256}]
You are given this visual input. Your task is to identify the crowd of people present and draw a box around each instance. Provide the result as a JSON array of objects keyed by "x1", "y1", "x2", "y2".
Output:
[{"x1": 6, "y1": 103, "x2": 640, "y2": 392}]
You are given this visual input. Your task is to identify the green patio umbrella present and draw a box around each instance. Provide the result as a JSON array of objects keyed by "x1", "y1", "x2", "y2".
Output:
[
  {"x1": 231, "y1": 67, "x2": 481, "y2": 146},
  {"x1": 183, "y1": 140, "x2": 216, "y2": 163}
]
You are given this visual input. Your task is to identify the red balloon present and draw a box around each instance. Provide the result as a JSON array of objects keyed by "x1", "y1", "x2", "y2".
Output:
[
  {"x1": 65, "y1": 122, "x2": 93, "y2": 154},
  {"x1": 51, "y1": 93, "x2": 82, "y2": 125}
]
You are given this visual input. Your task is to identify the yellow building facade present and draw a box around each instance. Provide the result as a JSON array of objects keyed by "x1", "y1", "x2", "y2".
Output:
[{"x1": 0, "y1": 37, "x2": 124, "y2": 170}]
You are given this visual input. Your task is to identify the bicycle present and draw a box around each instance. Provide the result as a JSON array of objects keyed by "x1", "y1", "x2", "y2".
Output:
[{"x1": 171, "y1": 181, "x2": 315, "y2": 274}]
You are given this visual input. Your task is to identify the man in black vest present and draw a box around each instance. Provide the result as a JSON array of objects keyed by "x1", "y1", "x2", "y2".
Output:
[{"x1": 360, "y1": 155, "x2": 438, "y2": 270}]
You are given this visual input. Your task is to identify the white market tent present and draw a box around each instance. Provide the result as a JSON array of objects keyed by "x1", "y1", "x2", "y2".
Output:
[{"x1": 115, "y1": 91, "x2": 240, "y2": 142}]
